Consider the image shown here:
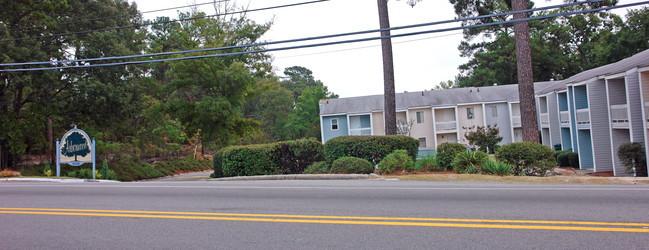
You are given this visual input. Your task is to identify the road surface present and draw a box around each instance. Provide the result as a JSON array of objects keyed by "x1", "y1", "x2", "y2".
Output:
[{"x1": 1, "y1": 180, "x2": 648, "y2": 249}]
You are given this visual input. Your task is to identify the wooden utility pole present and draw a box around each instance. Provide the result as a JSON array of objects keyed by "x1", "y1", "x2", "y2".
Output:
[
  {"x1": 512, "y1": 0, "x2": 539, "y2": 143},
  {"x1": 377, "y1": 0, "x2": 397, "y2": 135}
]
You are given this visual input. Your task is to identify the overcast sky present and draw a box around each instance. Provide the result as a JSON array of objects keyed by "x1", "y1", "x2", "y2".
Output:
[{"x1": 132, "y1": 0, "x2": 646, "y2": 98}]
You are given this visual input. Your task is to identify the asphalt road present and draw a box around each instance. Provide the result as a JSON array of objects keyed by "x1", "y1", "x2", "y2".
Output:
[{"x1": 2, "y1": 180, "x2": 649, "y2": 249}]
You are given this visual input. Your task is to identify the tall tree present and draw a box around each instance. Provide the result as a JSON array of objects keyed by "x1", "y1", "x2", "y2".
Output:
[
  {"x1": 512, "y1": 0, "x2": 539, "y2": 143},
  {"x1": 285, "y1": 83, "x2": 338, "y2": 139},
  {"x1": 377, "y1": 0, "x2": 397, "y2": 135}
]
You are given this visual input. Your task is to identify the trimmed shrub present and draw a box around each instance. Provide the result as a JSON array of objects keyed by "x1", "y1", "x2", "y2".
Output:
[
  {"x1": 276, "y1": 138, "x2": 324, "y2": 174},
  {"x1": 414, "y1": 153, "x2": 443, "y2": 171},
  {"x1": 221, "y1": 144, "x2": 280, "y2": 177},
  {"x1": 303, "y1": 161, "x2": 331, "y2": 174},
  {"x1": 330, "y1": 157, "x2": 374, "y2": 174},
  {"x1": 568, "y1": 152, "x2": 579, "y2": 169},
  {"x1": 452, "y1": 151, "x2": 488, "y2": 174},
  {"x1": 436, "y1": 143, "x2": 467, "y2": 170},
  {"x1": 496, "y1": 142, "x2": 556, "y2": 176},
  {"x1": 554, "y1": 150, "x2": 571, "y2": 161},
  {"x1": 324, "y1": 135, "x2": 419, "y2": 165},
  {"x1": 212, "y1": 147, "x2": 230, "y2": 178},
  {"x1": 378, "y1": 150, "x2": 414, "y2": 174},
  {"x1": 482, "y1": 160, "x2": 513, "y2": 175},
  {"x1": 557, "y1": 152, "x2": 571, "y2": 167},
  {"x1": 617, "y1": 142, "x2": 648, "y2": 177}
]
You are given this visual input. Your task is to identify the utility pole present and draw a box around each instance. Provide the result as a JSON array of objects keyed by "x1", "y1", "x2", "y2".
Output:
[
  {"x1": 377, "y1": 0, "x2": 397, "y2": 135},
  {"x1": 512, "y1": 0, "x2": 539, "y2": 143}
]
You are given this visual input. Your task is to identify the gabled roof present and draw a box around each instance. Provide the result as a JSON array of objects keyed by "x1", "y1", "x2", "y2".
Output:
[
  {"x1": 320, "y1": 48, "x2": 649, "y2": 116},
  {"x1": 564, "y1": 48, "x2": 649, "y2": 84}
]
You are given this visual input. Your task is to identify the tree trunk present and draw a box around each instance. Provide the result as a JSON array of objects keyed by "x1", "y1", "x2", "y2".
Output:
[
  {"x1": 377, "y1": 0, "x2": 397, "y2": 135},
  {"x1": 512, "y1": 0, "x2": 540, "y2": 143}
]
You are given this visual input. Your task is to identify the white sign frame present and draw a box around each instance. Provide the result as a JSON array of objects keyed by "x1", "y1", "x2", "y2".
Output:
[{"x1": 56, "y1": 126, "x2": 96, "y2": 179}]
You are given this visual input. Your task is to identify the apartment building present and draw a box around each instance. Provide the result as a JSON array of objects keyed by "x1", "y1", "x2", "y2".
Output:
[{"x1": 319, "y1": 49, "x2": 649, "y2": 176}]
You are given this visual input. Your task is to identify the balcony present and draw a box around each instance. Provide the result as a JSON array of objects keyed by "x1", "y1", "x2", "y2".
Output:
[
  {"x1": 540, "y1": 113, "x2": 550, "y2": 128},
  {"x1": 435, "y1": 121, "x2": 457, "y2": 132},
  {"x1": 512, "y1": 115, "x2": 521, "y2": 128},
  {"x1": 349, "y1": 128, "x2": 371, "y2": 136},
  {"x1": 610, "y1": 104, "x2": 629, "y2": 129},
  {"x1": 559, "y1": 111, "x2": 570, "y2": 127},
  {"x1": 576, "y1": 109, "x2": 590, "y2": 129}
]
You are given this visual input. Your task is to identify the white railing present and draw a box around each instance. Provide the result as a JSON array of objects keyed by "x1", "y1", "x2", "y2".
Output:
[
  {"x1": 435, "y1": 121, "x2": 457, "y2": 132},
  {"x1": 559, "y1": 111, "x2": 570, "y2": 125},
  {"x1": 540, "y1": 113, "x2": 550, "y2": 126},
  {"x1": 576, "y1": 109, "x2": 590, "y2": 125},
  {"x1": 512, "y1": 115, "x2": 521, "y2": 127},
  {"x1": 350, "y1": 128, "x2": 371, "y2": 136},
  {"x1": 610, "y1": 104, "x2": 628, "y2": 121}
]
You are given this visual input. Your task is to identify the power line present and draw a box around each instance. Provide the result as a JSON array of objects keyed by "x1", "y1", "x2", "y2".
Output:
[
  {"x1": 5, "y1": 1, "x2": 645, "y2": 72},
  {"x1": 0, "y1": 0, "x2": 329, "y2": 42},
  {"x1": 0, "y1": 0, "x2": 230, "y2": 32},
  {"x1": 0, "y1": 0, "x2": 603, "y2": 67}
]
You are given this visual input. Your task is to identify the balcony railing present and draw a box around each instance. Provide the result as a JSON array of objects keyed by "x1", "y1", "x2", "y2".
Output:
[
  {"x1": 576, "y1": 109, "x2": 590, "y2": 128},
  {"x1": 559, "y1": 111, "x2": 570, "y2": 126},
  {"x1": 610, "y1": 104, "x2": 629, "y2": 129},
  {"x1": 350, "y1": 128, "x2": 371, "y2": 136},
  {"x1": 435, "y1": 121, "x2": 457, "y2": 132},
  {"x1": 540, "y1": 113, "x2": 550, "y2": 127},
  {"x1": 512, "y1": 115, "x2": 521, "y2": 127}
]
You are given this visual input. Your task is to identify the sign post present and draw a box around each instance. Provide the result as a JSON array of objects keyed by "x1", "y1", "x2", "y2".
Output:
[{"x1": 56, "y1": 126, "x2": 96, "y2": 179}]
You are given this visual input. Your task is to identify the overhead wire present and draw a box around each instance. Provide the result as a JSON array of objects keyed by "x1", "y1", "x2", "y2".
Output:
[
  {"x1": 0, "y1": 0, "x2": 329, "y2": 42},
  {"x1": 0, "y1": 0, "x2": 605, "y2": 67},
  {"x1": 5, "y1": 1, "x2": 646, "y2": 72},
  {"x1": 0, "y1": 0, "x2": 230, "y2": 32}
]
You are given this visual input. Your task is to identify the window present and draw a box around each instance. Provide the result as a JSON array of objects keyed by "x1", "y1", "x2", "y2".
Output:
[
  {"x1": 491, "y1": 106, "x2": 498, "y2": 117},
  {"x1": 416, "y1": 111, "x2": 424, "y2": 124},
  {"x1": 331, "y1": 118, "x2": 338, "y2": 130},
  {"x1": 418, "y1": 137, "x2": 427, "y2": 148},
  {"x1": 467, "y1": 107, "x2": 474, "y2": 120}
]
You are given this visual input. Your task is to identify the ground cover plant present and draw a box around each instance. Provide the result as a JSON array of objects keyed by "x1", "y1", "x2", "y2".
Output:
[{"x1": 414, "y1": 153, "x2": 443, "y2": 171}]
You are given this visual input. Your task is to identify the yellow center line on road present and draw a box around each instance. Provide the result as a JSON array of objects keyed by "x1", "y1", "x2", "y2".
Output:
[{"x1": 1, "y1": 208, "x2": 648, "y2": 232}]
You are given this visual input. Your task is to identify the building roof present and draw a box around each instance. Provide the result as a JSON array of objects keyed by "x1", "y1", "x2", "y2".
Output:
[
  {"x1": 320, "y1": 48, "x2": 649, "y2": 116},
  {"x1": 564, "y1": 48, "x2": 649, "y2": 84}
]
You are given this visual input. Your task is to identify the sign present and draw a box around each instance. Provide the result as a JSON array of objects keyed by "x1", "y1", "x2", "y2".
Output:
[{"x1": 56, "y1": 126, "x2": 96, "y2": 178}]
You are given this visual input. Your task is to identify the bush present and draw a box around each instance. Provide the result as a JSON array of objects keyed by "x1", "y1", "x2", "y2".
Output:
[
  {"x1": 324, "y1": 135, "x2": 419, "y2": 165},
  {"x1": 0, "y1": 169, "x2": 21, "y2": 177},
  {"x1": 221, "y1": 144, "x2": 280, "y2": 177},
  {"x1": 557, "y1": 152, "x2": 571, "y2": 167},
  {"x1": 482, "y1": 160, "x2": 512, "y2": 175},
  {"x1": 303, "y1": 161, "x2": 331, "y2": 174},
  {"x1": 452, "y1": 151, "x2": 488, "y2": 174},
  {"x1": 414, "y1": 153, "x2": 444, "y2": 171},
  {"x1": 378, "y1": 150, "x2": 414, "y2": 174},
  {"x1": 617, "y1": 142, "x2": 648, "y2": 177},
  {"x1": 463, "y1": 125, "x2": 503, "y2": 153},
  {"x1": 110, "y1": 161, "x2": 165, "y2": 181},
  {"x1": 554, "y1": 150, "x2": 571, "y2": 160},
  {"x1": 98, "y1": 159, "x2": 116, "y2": 180},
  {"x1": 496, "y1": 142, "x2": 556, "y2": 176},
  {"x1": 213, "y1": 147, "x2": 229, "y2": 178},
  {"x1": 568, "y1": 152, "x2": 579, "y2": 169},
  {"x1": 436, "y1": 143, "x2": 467, "y2": 170},
  {"x1": 276, "y1": 138, "x2": 324, "y2": 174},
  {"x1": 43, "y1": 161, "x2": 52, "y2": 177},
  {"x1": 330, "y1": 157, "x2": 374, "y2": 174}
]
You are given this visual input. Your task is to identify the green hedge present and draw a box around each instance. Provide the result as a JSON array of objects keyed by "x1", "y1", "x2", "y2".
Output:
[
  {"x1": 323, "y1": 135, "x2": 419, "y2": 165},
  {"x1": 330, "y1": 157, "x2": 374, "y2": 174},
  {"x1": 303, "y1": 161, "x2": 331, "y2": 174},
  {"x1": 276, "y1": 138, "x2": 324, "y2": 174},
  {"x1": 221, "y1": 144, "x2": 280, "y2": 177},
  {"x1": 496, "y1": 142, "x2": 556, "y2": 176},
  {"x1": 436, "y1": 143, "x2": 467, "y2": 170},
  {"x1": 217, "y1": 138, "x2": 324, "y2": 177},
  {"x1": 378, "y1": 150, "x2": 414, "y2": 174}
]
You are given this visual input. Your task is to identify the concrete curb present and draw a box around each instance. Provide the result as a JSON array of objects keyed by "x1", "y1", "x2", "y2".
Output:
[
  {"x1": 3, "y1": 178, "x2": 119, "y2": 183},
  {"x1": 208, "y1": 174, "x2": 375, "y2": 181}
]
